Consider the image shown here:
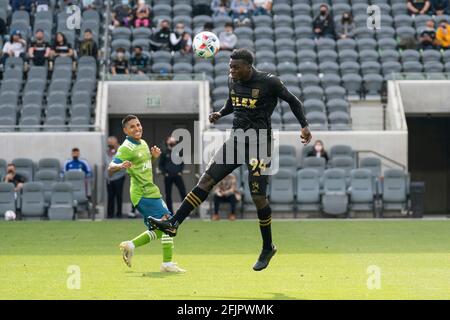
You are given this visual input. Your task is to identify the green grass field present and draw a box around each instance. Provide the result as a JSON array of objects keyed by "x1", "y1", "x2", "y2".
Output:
[{"x1": 1, "y1": 219, "x2": 450, "y2": 300}]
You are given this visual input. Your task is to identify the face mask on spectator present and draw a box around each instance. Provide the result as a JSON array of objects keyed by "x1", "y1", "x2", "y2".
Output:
[
  {"x1": 73, "y1": 156, "x2": 79, "y2": 161},
  {"x1": 320, "y1": 8, "x2": 327, "y2": 15}
]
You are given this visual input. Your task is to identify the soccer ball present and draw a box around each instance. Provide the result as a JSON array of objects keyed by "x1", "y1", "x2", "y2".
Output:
[
  {"x1": 4, "y1": 210, "x2": 16, "y2": 221},
  {"x1": 193, "y1": 31, "x2": 220, "y2": 59}
]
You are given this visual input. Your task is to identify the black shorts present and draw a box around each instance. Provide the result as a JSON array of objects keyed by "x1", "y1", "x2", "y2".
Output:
[{"x1": 205, "y1": 131, "x2": 273, "y2": 196}]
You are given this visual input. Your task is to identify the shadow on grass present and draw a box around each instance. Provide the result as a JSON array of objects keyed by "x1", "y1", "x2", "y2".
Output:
[
  {"x1": 125, "y1": 270, "x2": 186, "y2": 278},
  {"x1": 168, "y1": 292, "x2": 300, "y2": 300}
]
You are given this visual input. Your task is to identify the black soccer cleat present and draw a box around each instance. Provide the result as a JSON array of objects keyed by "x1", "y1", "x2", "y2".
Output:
[
  {"x1": 147, "y1": 216, "x2": 178, "y2": 237},
  {"x1": 253, "y1": 244, "x2": 277, "y2": 271}
]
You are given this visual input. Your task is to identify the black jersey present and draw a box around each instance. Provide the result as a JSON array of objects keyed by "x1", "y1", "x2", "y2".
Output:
[{"x1": 218, "y1": 67, "x2": 308, "y2": 131}]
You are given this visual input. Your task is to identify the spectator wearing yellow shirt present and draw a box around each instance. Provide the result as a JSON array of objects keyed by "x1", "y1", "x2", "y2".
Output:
[{"x1": 436, "y1": 19, "x2": 450, "y2": 49}]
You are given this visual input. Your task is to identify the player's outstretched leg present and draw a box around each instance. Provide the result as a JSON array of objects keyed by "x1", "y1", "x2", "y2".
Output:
[
  {"x1": 160, "y1": 234, "x2": 186, "y2": 273},
  {"x1": 119, "y1": 229, "x2": 160, "y2": 267},
  {"x1": 148, "y1": 173, "x2": 215, "y2": 236},
  {"x1": 252, "y1": 202, "x2": 277, "y2": 271}
]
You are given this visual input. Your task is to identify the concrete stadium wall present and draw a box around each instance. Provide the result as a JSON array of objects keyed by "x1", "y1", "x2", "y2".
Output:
[{"x1": 398, "y1": 81, "x2": 450, "y2": 114}]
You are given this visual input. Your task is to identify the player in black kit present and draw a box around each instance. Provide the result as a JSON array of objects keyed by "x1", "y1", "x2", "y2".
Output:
[{"x1": 149, "y1": 49, "x2": 312, "y2": 271}]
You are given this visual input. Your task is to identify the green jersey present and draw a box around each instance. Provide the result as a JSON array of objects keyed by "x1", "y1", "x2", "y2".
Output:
[{"x1": 113, "y1": 137, "x2": 162, "y2": 206}]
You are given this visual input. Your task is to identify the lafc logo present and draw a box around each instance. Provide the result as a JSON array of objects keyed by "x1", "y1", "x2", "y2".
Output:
[
  {"x1": 251, "y1": 182, "x2": 260, "y2": 193},
  {"x1": 231, "y1": 96, "x2": 258, "y2": 109}
]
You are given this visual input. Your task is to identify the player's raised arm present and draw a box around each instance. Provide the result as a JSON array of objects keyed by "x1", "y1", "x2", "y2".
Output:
[
  {"x1": 108, "y1": 160, "x2": 132, "y2": 177},
  {"x1": 272, "y1": 75, "x2": 312, "y2": 145}
]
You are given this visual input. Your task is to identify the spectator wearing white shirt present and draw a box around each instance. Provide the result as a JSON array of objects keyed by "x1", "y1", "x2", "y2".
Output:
[
  {"x1": 219, "y1": 22, "x2": 238, "y2": 51},
  {"x1": 2, "y1": 30, "x2": 27, "y2": 65},
  {"x1": 253, "y1": 0, "x2": 272, "y2": 15}
]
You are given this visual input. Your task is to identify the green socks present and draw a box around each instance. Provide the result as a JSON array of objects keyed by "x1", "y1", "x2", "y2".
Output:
[
  {"x1": 161, "y1": 234, "x2": 174, "y2": 263},
  {"x1": 130, "y1": 230, "x2": 174, "y2": 263},
  {"x1": 131, "y1": 229, "x2": 163, "y2": 248}
]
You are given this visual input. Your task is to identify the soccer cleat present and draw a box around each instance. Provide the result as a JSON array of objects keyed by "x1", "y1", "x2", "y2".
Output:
[
  {"x1": 119, "y1": 241, "x2": 134, "y2": 268},
  {"x1": 252, "y1": 244, "x2": 277, "y2": 271},
  {"x1": 160, "y1": 262, "x2": 187, "y2": 273},
  {"x1": 147, "y1": 216, "x2": 178, "y2": 237}
]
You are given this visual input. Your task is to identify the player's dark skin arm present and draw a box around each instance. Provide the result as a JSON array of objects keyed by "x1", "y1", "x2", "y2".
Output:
[{"x1": 209, "y1": 98, "x2": 233, "y2": 123}]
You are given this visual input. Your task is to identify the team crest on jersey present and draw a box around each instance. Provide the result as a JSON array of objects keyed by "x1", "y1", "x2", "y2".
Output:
[
  {"x1": 251, "y1": 182, "x2": 260, "y2": 193},
  {"x1": 230, "y1": 89, "x2": 236, "y2": 95},
  {"x1": 251, "y1": 88, "x2": 260, "y2": 98}
]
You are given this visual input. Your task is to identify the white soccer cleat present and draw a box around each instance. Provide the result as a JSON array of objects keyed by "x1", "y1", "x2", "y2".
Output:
[
  {"x1": 160, "y1": 262, "x2": 187, "y2": 273},
  {"x1": 119, "y1": 241, "x2": 134, "y2": 268}
]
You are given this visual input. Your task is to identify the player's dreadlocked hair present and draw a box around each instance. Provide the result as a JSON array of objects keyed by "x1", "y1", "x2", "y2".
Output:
[
  {"x1": 122, "y1": 114, "x2": 139, "y2": 128},
  {"x1": 230, "y1": 48, "x2": 254, "y2": 66}
]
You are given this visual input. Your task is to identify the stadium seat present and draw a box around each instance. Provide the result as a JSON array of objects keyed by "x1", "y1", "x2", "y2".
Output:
[
  {"x1": 0, "y1": 183, "x2": 16, "y2": 217},
  {"x1": 21, "y1": 182, "x2": 46, "y2": 219},
  {"x1": 0, "y1": 159, "x2": 6, "y2": 180},
  {"x1": 48, "y1": 182, "x2": 75, "y2": 220},
  {"x1": 321, "y1": 168, "x2": 348, "y2": 216},
  {"x1": 64, "y1": 171, "x2": 89, "y2": 213},
  {"x1": 329, "y1": 144, "x2": 354, "y2": 160},
  {"x1": 12, "y1": 158, "x2": 34, "y2": 182},
  {"x1": 296, "y1": 168, "x2": 321, "y2": 212},
  {"x1": 35, "y1": 169, "x2": 59, "y2": 204},
  {"x1": 302, "y1": 156, "x2": 326, "y2": 175},
  {"x1": 269, "y1": 169, "x2": 295, "y2": 212},
  {"x1": 381, "y1": 169, "x2": 410, "y2": 216},
  {"x1": 348, "y1": 169, "x2": 377, "y2": 215},
  {"x1": 360, "y1": 157, "x2": 382, "y2": 178},
  {"x1": 329, "y1": 155, "x2": 354, "y2": 176},
  {"x1": 279, "y1": 145, "x2": 296, "y2": 158}
]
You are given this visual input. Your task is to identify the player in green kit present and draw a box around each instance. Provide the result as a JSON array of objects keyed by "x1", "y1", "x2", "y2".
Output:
[{"x1": 108, "y1": 115, "x2": 186, "y2": 273}]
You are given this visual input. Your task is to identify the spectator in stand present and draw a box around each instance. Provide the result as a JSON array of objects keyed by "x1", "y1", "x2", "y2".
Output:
[
  {"x1": 306, "y1": 140, "x2": 329, "y2": 162},
  {"x1": 28, "y1": 29, "x2": 51, "y2": 66},
  {"x1": 81, "y1": 0, "x2": 102, "y2": 11},
  {"x1": 11, "y1": 0, "x2": 33, "y2": 12},
  {"x1": 134, "y1": 0, "x2": 152, "y2": 28},
  {"x1": 337, "y1": 11, "x2": 355, "y2": 39},
  {"x1": 112, "y1": 0, "x2": 134, "y2": 28},
  {"x1": 203, "y1": 22, "x2": 214, "y2": 32},
  {"x1": 436, "y1": 19, "x2": 450, "y2": 49},
  {"x1": 159, "y1": 136, "x2": 187, "y2": 214},
  {"x1": 105, "y1": 136, "x2": 126, "y2": 219},
  {"x1": 231, "y1": 0, "x2": 254, "y2": 26},
  {"x1": 130, "y1": 45, "x2": 149, "y2": 74},
  {"x1": 3, "y1": 163, "x2": 26, "y2": 193},
  {"x1": 211, "y1": 0, "x2": 231, "y2": 17},
  {"x1": 149, "y1": 19, "x2": 171, "y2": 51},
  {"x1": 313, "y1": 3, "x2": 335, "y2": 39},
  {"x1": 79, "y1": 29, "x2": 98, "y2": 58},
  {"x1": 170, "y1": 23, "x2": 192, "y2": 52},
  {"x1": 212, "y1": 174, "x2": 240, "y2": 221},
  {"x1": 431, "y1": 0, "x2": 450, "y2": 15},
  {"x1": 253, "y1": 0, "x2": 272, "y2": 16},
  {"x1": 419, "y1": 19, "x2": 437, "y2": 50},
  {"x1": 64, "y1": 147, "x2": 93, "y2": 199},
  {"x1": 407, "y1": 0, "x2": 431, "y2": 15},
  {"x1": 0, "y1": 16, "x2": 5, "y2": 39},
  {"x1": 111, "y1": 47, "x2": 129, "y2": 74},
  {"x1": 219, "y1": 22, "x2": 238, "y2": 51},
  {"x1": 51, "y1": 32, "x2": 74, "y2": 60},
  {"x1": 1, "y1": 30, "x2": 27, "y2": 65},
  {"x1": 34, "y1": 0, "x2": 50, "y2": 12}
]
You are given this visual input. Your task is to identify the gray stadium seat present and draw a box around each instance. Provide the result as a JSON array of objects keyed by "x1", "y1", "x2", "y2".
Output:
[
  {"x1": 296, "y1": 39, "x2": 316, "y2": 51},
  {"x1": 256, "y1": 50, "x2": 276, "y2": 64},
  {"x1": 381, "y1": 169, "x2": 410, "y2": 215},
  {"x1": 337, "y1": 38, "x2": 357, "y2": 51},
  {"x1": 329, "y1": 155, "x2": 354, "y2": 176},
  {"x1": 252, "y1": 15, "x2": 273, "y2": 28},
  {"x1": 298, "y1": 62, "x2": 319, "y2": 75},
  {"x1": 269, "y1": 169, "x2": 295, "y2": 211},
  {"x1": 302, "y1": 156, "x2": 326, "y2": 175},
  {"x1": 330, "y1": 144, "x2": 354, "y2": 160},
  {"x1": 327, "y1": 99, "x2": 349, "y2": 114},
  {"x1": 325, "y1": 86, "x2": 346, "y2": 101},
  {"x1": 321, "y1": 74, "x2": 341, "y2": 88},
  {"x1": 296, "y1": 168, "x2": 321, "y2": 212},
  {"x1": 48, "y1": 182, "x2": 75, "y2": 220},
  {"x1": 21, "y1": 182, "x2": 46, "y2": 218},
  {"x1": 44, "y1": 117, "x2": 66, "y2": 131},
  {"x1": 12, "y1": 158, "x2": 34, "y2": 182},
  {"x1": 0, "y1": 159, "x2": 6, "y2": 181},
  {"x1": 402, "y1": 61, "x2": 423, "y2": 73},
  {"x1": 349, "y1": 169, "x2": 376, "y2": 215},
  {"x1": 424, "y1": 62, "x2": 444, "y2": 73},
  {"x1": 356, "y1": 38, "x2": 377, "y2": 51},
  {"x1": 64, "y1": 170, "x2": 89, "y2": 212},
  {"x1": 297, "y1": 50, "x2": 316, "y2": 64},
  {"x1": 37, "y1": 158, "x2": 61, "y2": 175},
  {"x1": 69, "y1": 116, "x2": 91, "y2": 131},
  {"x1": 338, "y1": 49, "x2": 358, "y2": 63},
  {"x1": 360, "y1": 157, "x2": 382, "y2": 178},
  {"x1": 319, "y1": 61, "x2": 339, "y2": 74},
  {"x1": 340, "y1": 61, "x2": 360, "y2": 76},
  {"x1": 300, "y1": 74, "x2": 320, "y2": 88},
  {"x1": 342, "y1": 73, "x2": 362, "y2": 96},
  {"x1": 321, "y1": 168, "x2": 348, "y2": 216},
  {"x1": 0, "y1": 183, "x2": 15, "y2": 217},
  {"x1": 279, "y1": 145, "x2": 296, "y2": 158},
  {"x1": 132, "y1": 27, "x2": 152, "y2": 40},
  {"x1": 363, "y1": 74, "x2": 384, "y2": 96},
  {"x1": 278, "y1": 156, "x2": 298, "y2": 176}
]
